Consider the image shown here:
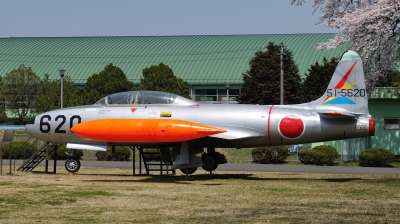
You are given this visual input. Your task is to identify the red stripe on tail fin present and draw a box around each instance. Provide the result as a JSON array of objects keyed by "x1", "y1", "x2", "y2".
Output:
[{"x1": 334, "y1": 61, "x2": 357, "y2": 89}]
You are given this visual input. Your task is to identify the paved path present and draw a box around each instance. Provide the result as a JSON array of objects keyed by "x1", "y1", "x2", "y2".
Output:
[
  {"x1": 218, "y1": 163, "x2": 400, "y2": 175},
  {"x1": 4, "y1": 160, "x2": 400, "y2": 175}
]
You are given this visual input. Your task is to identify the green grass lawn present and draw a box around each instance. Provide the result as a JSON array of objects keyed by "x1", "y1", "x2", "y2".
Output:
[{"x1": 1, "y1": 166, "x2": 399, "y2": 223}]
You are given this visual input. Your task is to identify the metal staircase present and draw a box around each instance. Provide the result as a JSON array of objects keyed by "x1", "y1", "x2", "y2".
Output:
[
  {"x1": 138, "y1": 146, "x2": 175, "y2": 175},
  {"x1": 17, "y1": 142, "x2": 60, "y2": 172}
]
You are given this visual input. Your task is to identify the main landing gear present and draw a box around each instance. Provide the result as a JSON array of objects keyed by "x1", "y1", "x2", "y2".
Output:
[
  {"x1": 201, "y1": 147, "x2": 227, "y2": 172},
  {"x1": 174, "y1": 145, "x2": 227, "y2": 174}
]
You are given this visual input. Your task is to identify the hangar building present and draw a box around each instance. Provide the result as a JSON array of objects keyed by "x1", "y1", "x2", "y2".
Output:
[{"x1": 0, "y1": 34, "x2": 347, "y2": 103}]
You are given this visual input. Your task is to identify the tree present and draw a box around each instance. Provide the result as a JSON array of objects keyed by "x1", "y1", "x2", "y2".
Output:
[
  {"x1": 139, "y1": 63, "x2": 190, "y2": 98},
  {"x1": 291, "y1": 0, "x2": 400, "y2": 88},
  {"x1": 1, "y1": 64, "x2": 40, "y2": 124},
  {"x1": 82, "y1": 63, "x2": 134, "y2": 104},
  {"x1": 33, "y1": 74, "x2": 83, "y2": 114},
  {"x1": 374, "y1": 70, "x2": 400, "y2": 87},
  {"x1": 0, "y1": 76, "x2": 7, "y2": 123},
  {"x1": 238, "y1": 42, "x2": 304, "y2": 105},
  {"x1": 303, "y1": 57, "x2": 338, "y2": 101}
]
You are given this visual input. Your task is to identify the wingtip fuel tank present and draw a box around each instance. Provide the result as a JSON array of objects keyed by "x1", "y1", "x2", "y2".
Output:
[{"x1": 70, "y1": 118, "x2": 226, "y2": 143}]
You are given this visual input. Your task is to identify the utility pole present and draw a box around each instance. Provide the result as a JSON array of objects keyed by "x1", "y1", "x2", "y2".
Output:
[
  {"x1": 59, "y1": 69, "x2": 65, "y2": 109},
  {"x1": 280, "y1": 42, "x2": 284, "y2": 105},
  {"x1": 226, "y1": 83, "x2": 230, "y2": 104}
]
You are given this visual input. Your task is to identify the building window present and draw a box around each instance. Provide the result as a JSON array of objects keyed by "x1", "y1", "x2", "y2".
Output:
[
  {"x1": 229, "y1": 89, "x2": 240, "y2": 102},
  {"x1": 384, "y1": 118, "x2": 400, "y2": 130},
  {"x1": 194, "y1": 88, "x2": 240, "y2": 104}
]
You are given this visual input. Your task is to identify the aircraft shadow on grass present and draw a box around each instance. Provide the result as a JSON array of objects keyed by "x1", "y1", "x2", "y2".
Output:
[{"x1": 73, "y1": 173, "x2": 363, "y2": 184}]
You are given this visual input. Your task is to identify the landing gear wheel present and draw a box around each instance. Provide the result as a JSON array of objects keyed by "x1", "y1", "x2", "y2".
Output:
[
  {"x1": 65, "y1": 158, "x2": 81, "y2": 173},
  {"x1": 180, "y1": 167, "x2": 197, "y2": 174},
  {"x1": 202, "y1": 154, "x2": 218, "y2": 171}
]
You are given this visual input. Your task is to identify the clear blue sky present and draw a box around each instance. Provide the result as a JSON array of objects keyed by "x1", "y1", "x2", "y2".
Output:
[{"x1": 0, "y1": 0, "x2": 334, "y2": 37}]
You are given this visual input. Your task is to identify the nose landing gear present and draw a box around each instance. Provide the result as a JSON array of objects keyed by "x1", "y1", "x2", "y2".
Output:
[{"x1": 65, "y1": 149, "x2": 81, "y2": 173}]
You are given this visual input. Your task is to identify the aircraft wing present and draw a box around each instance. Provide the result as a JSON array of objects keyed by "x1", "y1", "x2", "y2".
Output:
[{"x1": 209, "y1": 125, "x2": 266, "y2": 140}]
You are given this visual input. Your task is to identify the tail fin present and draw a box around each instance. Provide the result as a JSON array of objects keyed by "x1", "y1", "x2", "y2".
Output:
[{"x1": 312, "y1": 50, "x2": 369, "y2": 117}]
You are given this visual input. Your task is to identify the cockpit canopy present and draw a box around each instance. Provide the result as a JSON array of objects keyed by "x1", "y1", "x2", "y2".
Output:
[{"x1": 94, "y1": 90, "x2": 198, "y2": 107}]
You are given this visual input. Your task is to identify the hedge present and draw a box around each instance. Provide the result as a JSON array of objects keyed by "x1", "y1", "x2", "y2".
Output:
[
  {"x1": 96, "y1": 146, "x2": 131, "y2": 161},
  {"x1": 0, "y1": 141, "x2": 36, "y2": 159},
  {"x1": 251, "y1": 146, "x2": 289, "y2": 164},
  {"x1": 298, "y1": 145, "x2": 339, "y2": 166},
  {"x1": 358, "y1": 148, "x2": 395, "y2": 167},
  {"x1": 1, "y1": 142, "x2": 83, "y2": 160}
]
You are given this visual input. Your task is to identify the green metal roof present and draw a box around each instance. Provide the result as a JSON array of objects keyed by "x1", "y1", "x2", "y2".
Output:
[{"x1": 0, "y1": 34, "x2": 348, "y2": 85}]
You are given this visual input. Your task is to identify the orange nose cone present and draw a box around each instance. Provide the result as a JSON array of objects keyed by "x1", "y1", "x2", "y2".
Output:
[{"x1": 71, "y1": 119, "x2": 226, "y2": 143}]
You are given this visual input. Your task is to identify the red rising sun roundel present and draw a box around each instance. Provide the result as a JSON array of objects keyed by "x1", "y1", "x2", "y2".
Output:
[{"x1": 278, "y1": 115, "x2": 305, "y2": 139}]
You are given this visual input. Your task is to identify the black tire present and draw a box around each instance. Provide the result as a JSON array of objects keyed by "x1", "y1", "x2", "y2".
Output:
[
  {"x1": 65, "y1": 158, "x2": 81, "y2": 173},
  {"x1": 180, "y1": 167, "x2": 197, "y2": 174},
  {"x1": 202, "y1": 153, "x2": 219, "y2": 171}
]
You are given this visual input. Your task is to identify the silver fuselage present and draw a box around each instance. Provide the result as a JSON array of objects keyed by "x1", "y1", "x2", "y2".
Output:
[{"x1": 26, "y1": 102, "x2": 371, "y2": 149}]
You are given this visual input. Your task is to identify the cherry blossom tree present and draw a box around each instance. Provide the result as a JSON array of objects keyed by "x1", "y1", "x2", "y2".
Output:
[{"x1": 291, "y1": 0, "x2": 400, "y2": 89}]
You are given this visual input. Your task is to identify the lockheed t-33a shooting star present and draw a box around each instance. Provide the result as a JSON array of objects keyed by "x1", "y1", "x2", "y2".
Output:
[{"x1": 25, "y1": 50, "x2": 375, "y2": 174}]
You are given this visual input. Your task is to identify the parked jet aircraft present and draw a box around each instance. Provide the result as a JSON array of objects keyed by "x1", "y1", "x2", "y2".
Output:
[{"x1": 25, "y1": 50, "x2": 374, "y2": 173}]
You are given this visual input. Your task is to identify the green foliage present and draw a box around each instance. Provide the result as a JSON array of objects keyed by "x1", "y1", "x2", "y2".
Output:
[
  {"x1": 82, "y1": 63, "x2": 134, "y2": 104},
  {"x1": 96, "y1": 146, "x2": 131, "y2": 161},
  {"x1": 358, "y1": 148, "x2": 395, "y2": 167},
  {"x1": 112, "y1": 147, "x2": 131, "y2": 161},
  {"x1": 0, "y1": 141, "x2": 36, "y2": 159},
  {"x1": 34, "y1": 74, "x2": 83, "y2": 114},
  {"x1": 1, "y1": 143, "x2": 83, "y2": 160},
  {"x1": 0, "y1": 76, "x2": 7, "y2": 123},
  {"x1": 238, "y1": 42, "x2": 304, "y2": 105},
  {"x1": 375, "y1": 70, "x2": 400, "y2": 87},
  {"x1": 303, "y1": 57, "x2": 338, "y2": 101},
  {"x1": 1, "y1": 64, "x2": 40, "y2": 124},
  {"x1": 298, "y1": 145, "x2": 339, "y2": 166},
  {"x1": 251, "y1": 146, "x2": 289, "y2": 164},
  {"x1": 0, "y1": 108, "x2": 7, "y2": 123},
  {"x1": 49, "y1": 145, "x2": 83, "y2": 160},
  {"x1": 139, "y1": 63, "x2": 190, "y2": 99}
]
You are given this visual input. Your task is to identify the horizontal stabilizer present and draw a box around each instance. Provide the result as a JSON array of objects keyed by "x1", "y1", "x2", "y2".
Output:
[
  {"x1": 316, "y1": 103, "x2": 369, "y2": 118},
  {"x1": 317, "y1": 109, "x2": 356, "y2": 118},
  {"x1": 318, "y1": 113, "x2": 354, "y2": 118}
]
